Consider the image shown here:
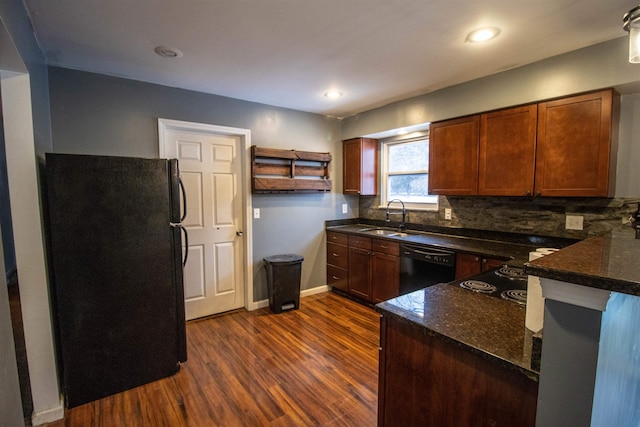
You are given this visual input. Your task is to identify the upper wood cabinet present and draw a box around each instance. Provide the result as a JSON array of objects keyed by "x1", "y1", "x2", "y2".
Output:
[
  {"x1": 535, "y1": 89, "x2": 615, "y2": 197},
  {"x1": 343, "y1": 137, "x2": 378, "y2": 195},
  {"x1": 478, "y1": 105, "x2": 537, "y2": 196},
  {"x1": 428, "y1": 116, "x2": 479, "y2": 195},
  {"x1": 429, "y1": 88, "x2": 617, "y2": 197}
]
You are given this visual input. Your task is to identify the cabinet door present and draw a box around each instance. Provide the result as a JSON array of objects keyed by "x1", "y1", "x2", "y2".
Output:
[
  {"x1": 455, "y1": 252, "x2": 481, "y2": 279},
  {"x1": 343, "y1": 138, "x2": 378, "y2": 196},
  {"x1": 379, "y1": 315, "x2": 538, "y2": 427},
  {"x1": 456, "y1": 253, "x2": 505, "y2": 279},
  {"x1": 482, "y1": 257, "x2": 504, "y2": 272},
  {"x1": 479, "y1": 105, "x2": 537, "y2": 196},
  {"x1": 535, "y1": 89, "x2": 613, "y2": 197},
  {"x1": 348, "y1": 247, "x2": 372, "y2": 300},
  {"x1": 429, "y1": 116, "x2": 480, "y2": 195},
  {"x1": 371, "y1": 253, "x2": 400, "y2": 303}
]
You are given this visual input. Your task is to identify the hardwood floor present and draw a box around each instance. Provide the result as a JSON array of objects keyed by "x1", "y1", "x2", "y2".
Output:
[{"x1": 43, "y1": 292, "x2": 380, "y2": 426}]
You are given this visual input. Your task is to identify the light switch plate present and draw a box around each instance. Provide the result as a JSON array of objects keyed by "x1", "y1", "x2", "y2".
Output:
[
  {"x1": 342, "y1": 203, "x2": 348, "y2": 214},
  {"x1": 253, "y1": 208, "x2": 260, "y2": 219},
  {"x1": 445, "y1": 208, "x2": 452, "y2": 220},
  {"x1": 565, "y1": 215, "x2": 583, "y2": 230}
]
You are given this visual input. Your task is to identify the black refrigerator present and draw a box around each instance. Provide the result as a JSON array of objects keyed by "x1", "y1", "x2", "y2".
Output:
[{"x1": 45, "y1": 153, "x2": 188, "y2": 408}]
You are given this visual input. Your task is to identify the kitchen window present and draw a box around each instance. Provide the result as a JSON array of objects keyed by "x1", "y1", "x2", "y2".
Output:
[{"x1": 380, "y1": 136, "x2": 438, "y2": 210}]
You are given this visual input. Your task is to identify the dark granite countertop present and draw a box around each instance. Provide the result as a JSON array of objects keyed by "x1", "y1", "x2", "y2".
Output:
[
  {"x1": 525, "y1": 227, "x2": 640, "y2": 296},
  {"x1": 376, "y1": 284, "x2": 539, "y2": 381},
  {"x1": 326, "y1": 222, "x2": 576, "y2": 265}
]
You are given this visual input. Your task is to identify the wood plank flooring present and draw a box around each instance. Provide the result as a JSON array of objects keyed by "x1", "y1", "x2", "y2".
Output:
[{"x1": 42, "y1": 292, "x2": 380, "y2": 426}]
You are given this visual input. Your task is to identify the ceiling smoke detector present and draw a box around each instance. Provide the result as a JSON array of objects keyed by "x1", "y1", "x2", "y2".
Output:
[{"x1": 154, "y1": 46, "x2": 183, "y2": 58}]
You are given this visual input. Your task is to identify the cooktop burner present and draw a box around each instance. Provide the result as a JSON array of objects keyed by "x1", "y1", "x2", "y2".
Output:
[
  {"x1": 500, "y1": 289, "x2": 527, "y2": 305},
  {"x1": 459, "y1": 280, "x2": 497, "y2": 294},
  {"x1": 453, "y1": 264, "x2": 528, "y2": 304},
  {"x1": 495, "y1": 265, "x2": 527, "y2": 281}
]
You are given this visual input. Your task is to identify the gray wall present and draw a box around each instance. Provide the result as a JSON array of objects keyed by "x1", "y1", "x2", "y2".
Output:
[
  {"x1": 47, "y1": 67, "x2": 357, "y2": 300},
  {"x1": 341, "y1": 37, "x2": 638, "y2": 139}
]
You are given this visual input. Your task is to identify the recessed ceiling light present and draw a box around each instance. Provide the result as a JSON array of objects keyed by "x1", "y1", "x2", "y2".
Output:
[
  {"x1": 466, "y1": 27, "x2": 501, "y2": 43},
  {"x1": 154, "y1": 46, "x2": 183, "y2": 58},
  {"x1": 324, "y1": 91, "x2": 343, "y2": 99}
]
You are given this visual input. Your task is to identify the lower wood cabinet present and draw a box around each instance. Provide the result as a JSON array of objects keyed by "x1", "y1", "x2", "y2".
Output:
[
  {"x1": 455, "y1": 252, "x2": 505, "y2": 280},
  {"x1": 326, "y1": 231, "x2": 348, "y2": 291},
  {"x1": 347, "y1": 235, "x2": 400, "y2": 303},
  {"x1": 328, "y1": 231, "x2": 506, "y2": 302},
  {"x1": 326, "y1": 231, "x2": 400, "y2": 303},
  {"x1": 378, "y1": 315, "x2": 538, "y2": 426}
]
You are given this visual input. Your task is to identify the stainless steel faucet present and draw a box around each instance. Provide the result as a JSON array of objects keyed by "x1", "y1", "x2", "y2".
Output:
[{"x1": 386, "y1": 199, "x2": 406, "y2": 230}]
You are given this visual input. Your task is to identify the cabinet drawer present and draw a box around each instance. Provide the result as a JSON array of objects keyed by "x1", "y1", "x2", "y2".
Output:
[
  {"x1": 327, "y1": 265, "x2": 348, "y2": 291},
  {"x1": 372, "y1": 239, "x2": 399, "y2": 256},
  {"x1": 327, "y1": 231, "x2": 348, "y2": 245},
  {"x1": 348, "y1": 235, "x2": 372, "y2": 250},
  {"x1": 327, "y1": 243, "x2": 348, "y2": 269}
]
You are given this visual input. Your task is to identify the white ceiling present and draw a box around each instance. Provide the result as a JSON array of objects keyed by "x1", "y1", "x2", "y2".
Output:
[{"x1": 24, "y1": 0, "x2": 636, "y2": 118}]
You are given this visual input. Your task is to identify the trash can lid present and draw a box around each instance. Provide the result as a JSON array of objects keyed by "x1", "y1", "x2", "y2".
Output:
[{"x1": 264, "y1": 254, "x2": 304, "y2": 264}]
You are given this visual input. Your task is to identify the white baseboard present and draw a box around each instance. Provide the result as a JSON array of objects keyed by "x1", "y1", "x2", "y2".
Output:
[
  {"x1": 301, "y1": 285, "x2": 330, "y2": 297},
  {"x1": 31, "y1": 398, "x2": 64, "y2": 425},
  {"x1": 248, "y1": 284, "x2": 331, "y2": 311}
]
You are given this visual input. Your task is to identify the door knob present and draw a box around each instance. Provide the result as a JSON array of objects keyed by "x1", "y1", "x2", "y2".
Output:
[{"x1": 236, "y1": 231, "x2": 244, "y2": 236}]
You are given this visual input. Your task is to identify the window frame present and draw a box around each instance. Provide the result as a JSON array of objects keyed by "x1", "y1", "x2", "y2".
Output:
[{"x1": 379, "y1": 133, "x2": 438, "y2": 211}]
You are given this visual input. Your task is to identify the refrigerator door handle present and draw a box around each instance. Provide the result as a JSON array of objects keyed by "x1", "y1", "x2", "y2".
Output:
[
  {"x1": 178, "y1": 177, "x2": 187, "y2": 222},
  {"x1": 180, "y1": 224, "x2": 189, "y2": 267},
  {"x1": 170, "y1": 222, "x2": 189, "y2": 267}
]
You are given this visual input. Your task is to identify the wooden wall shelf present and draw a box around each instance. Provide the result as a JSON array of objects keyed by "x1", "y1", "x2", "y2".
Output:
[{"x1": 251, "y1": 146, "x2": 332, "y2": 193}]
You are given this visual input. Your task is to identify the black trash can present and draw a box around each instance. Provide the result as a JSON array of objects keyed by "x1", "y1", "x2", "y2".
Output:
[{"x1": 263, "y1": 254, "x2": 304, "y2": 313}]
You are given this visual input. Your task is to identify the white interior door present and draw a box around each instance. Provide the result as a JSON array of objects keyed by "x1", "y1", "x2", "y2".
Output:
[{"x1": 160, "y1": 121, "x2": 247, "y2": 320}]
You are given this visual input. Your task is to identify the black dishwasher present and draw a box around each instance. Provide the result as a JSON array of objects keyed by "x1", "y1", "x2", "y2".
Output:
[{"x1": 399, "y1": 243, "x2": 456, "y2": 295}]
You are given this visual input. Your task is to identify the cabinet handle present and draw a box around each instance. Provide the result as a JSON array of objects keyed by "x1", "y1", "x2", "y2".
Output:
[
  {"x1": 332, "y1": 276, "x2": 340, "y2": 280},
  {"x1": 535, "y1": 192, "x2": 542, "y2": 197},
  {"x1": 475, "y1": 257, "x2": 480, "y2": 262},
  {"x1": 482, "y1": 259, "x2": 487, "y2": 264},
  {"x1": 380, "y1": 245, "x2": 389, "y2": 249},
  {"x1": 332, "y1": 253, "x2": 339, "y2": 257},
  {"x1": 525, "y1": 191, "x2": 531, "y2": 196}
]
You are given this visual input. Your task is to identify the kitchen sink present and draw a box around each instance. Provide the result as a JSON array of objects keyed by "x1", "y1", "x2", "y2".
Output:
[{"x1": 357, "y1": 227, "x2": 417, "y2": 237}]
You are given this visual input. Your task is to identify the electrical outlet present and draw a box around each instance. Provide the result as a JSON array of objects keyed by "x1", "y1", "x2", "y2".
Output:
[
  {"x1": 342, "y1": 203, "x2": 348, "y2": 214},
  {"x1": 565, "y1": 215, "x2": 583, "y2": 230},
  {"x1": 445, "y1": 208, "x2": 452, "y2": 220},
  {"x1": 253, "y1": 208, "x2": 260, "y2": 219}
]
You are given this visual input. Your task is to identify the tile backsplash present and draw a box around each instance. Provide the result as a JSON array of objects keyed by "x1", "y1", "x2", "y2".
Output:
[{"x1": 359, "y1": 196, "x2": 640, "y2": 239}]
